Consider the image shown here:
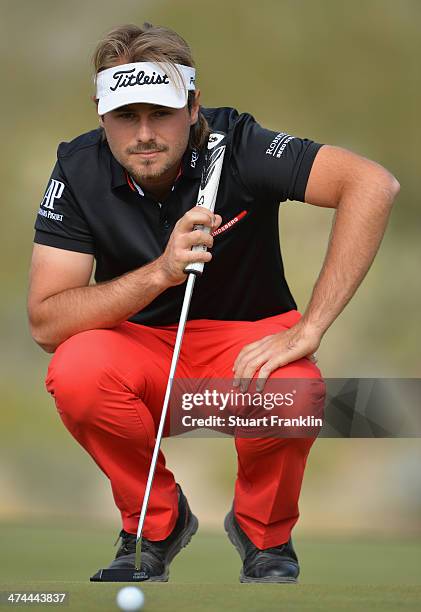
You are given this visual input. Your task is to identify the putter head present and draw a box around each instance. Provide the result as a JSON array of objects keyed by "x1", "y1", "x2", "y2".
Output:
[{"x1": 90, "y1": 568, "x2": 149, "y2": 582}]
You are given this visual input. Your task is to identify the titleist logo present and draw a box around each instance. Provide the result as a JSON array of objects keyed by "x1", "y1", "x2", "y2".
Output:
[{"x1": 109, "y1": 68, "x2": 170, "y2": 92}]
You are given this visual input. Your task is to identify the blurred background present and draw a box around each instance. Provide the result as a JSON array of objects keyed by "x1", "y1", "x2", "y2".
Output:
[{"x1": 1, "y1": 0, "x2": 420, "y2": 580}]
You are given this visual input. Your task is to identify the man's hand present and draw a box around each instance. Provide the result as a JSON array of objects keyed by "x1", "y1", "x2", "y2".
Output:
[
  {"x1": 232, "y1": 321, "x2": 322, "y2": 393},
  {"x1": 156, "y1": 206, "x2": 222, "y2": 286}
]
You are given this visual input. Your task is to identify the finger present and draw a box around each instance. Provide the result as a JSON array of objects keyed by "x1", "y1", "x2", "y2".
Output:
[
  {"x1": 255, "y1": 360, "x2": 277, "y2": 393},
  {"x1": 175, "y1": 247, "x2": 212, "y2": 267},
  {"x1": 182, "y1": 208, "x2": 215, "y2": 229},
  {"x1": 176, "y1": 214, "x2": 213, "y2": 235},
  {"x1": 233, "y1": 345, "x2": 266, "y2": 384},
  {"x1": 233, "y1": 350, "x2": 271, "y2": 392},
  {"x1": 181, "y1": 229, "x2": 214, "y2": 249},
  {"x1": 240, "y1": 361, "x2": 265, "y2": 392},
  {"x1": 255, "y1": 352, "x2": 300, "y2": 392},
  {"x1": 233, "y1": 336, "x2": 271, "y2": 372},
  {"x1": 183, "y1": 249, "x2": 212, "y2": 264},
  {"x1": 191, "y1": 208, "x2": 221, "y2": 228}
]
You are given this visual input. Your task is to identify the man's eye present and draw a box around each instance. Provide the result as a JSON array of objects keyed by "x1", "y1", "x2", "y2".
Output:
[
  {"x1": 154, "y1": 111, "x2": 170, "y2": 117},
  {"x1": 119, "y1": 113, "x2": 136, "y2": 120}
]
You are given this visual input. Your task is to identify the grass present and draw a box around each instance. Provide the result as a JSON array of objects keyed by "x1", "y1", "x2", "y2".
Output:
[{"x1": 0, "y1": 522, "x2": 420, "y2": 611}]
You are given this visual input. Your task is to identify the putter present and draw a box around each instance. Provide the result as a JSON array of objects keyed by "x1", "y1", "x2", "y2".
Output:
[{"x1": 90, "y1": 131, "x2": 227, "y2": 582}]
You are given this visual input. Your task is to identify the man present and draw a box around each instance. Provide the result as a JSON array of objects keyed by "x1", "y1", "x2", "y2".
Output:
[{"x1": 27, "y1": 22, "x2": 400, "y2": 583}]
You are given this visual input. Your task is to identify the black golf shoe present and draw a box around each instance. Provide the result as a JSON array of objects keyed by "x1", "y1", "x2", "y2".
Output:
[
  {"x1": 107, "y1": 484, "x2": 198, "y2": 581},
  {"x1": 224, "y1": 509, "x2": 299, "y2": 583}
]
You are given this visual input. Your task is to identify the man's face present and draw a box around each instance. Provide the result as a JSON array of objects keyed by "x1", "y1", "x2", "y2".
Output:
[{"x1": 100, "y1": 96, "x2": 200, "y2": 186}]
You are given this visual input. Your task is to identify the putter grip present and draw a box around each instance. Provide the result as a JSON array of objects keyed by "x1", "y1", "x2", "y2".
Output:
[
  {"x1": 184, "y1": 132, "x2": 226, "y2": 276},
  {"x1": 186, "y1": 223, "x2": 210, "y2": 276}
]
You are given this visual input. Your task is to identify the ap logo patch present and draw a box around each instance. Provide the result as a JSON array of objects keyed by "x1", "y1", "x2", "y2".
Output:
[{"x1": 41, "y1": 179, "x2": 65, "y2": 210}]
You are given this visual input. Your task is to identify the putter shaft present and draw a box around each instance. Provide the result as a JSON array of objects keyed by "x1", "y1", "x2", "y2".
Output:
[{"x1": 135, "y1": 273, "x2": 197, "y2": 570}]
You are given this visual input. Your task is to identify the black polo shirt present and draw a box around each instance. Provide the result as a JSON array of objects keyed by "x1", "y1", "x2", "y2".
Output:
[{"x1": 34, "y1": 106, "x2": 323, "y2": 325}]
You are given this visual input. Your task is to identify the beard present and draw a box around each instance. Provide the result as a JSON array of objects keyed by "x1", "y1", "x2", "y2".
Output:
[
  {"x1": 125, "y1": 142, "x2": 167, "y2": 181},
  {"x1": 126, "y1": 156, "x2": 174, "y2": 182},
  {"x1": 121, "y1": 138, "x2": 187, "y2": 184}
]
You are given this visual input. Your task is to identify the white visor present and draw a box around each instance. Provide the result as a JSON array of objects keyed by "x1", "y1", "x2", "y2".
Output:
[{"x1": 96, "y1": 62, "x2": 196, "y2": 114}]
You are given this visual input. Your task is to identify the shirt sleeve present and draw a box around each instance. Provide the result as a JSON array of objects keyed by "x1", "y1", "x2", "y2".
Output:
[
  {"x1": 232, "y1": 113, "x2": 324, "y2": 203},
  {"x1": 33, "y1": 159, "x2": 95, "y2": 254}
]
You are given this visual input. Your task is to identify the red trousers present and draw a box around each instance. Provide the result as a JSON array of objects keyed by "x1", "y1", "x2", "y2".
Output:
[{"x1": 45, "y1": 309, "x2": 324, "y2": 549}]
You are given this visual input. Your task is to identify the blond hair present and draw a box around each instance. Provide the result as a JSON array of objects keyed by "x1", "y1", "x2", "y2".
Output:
[{"x1": 93, "y1": 23, "x2": 209, "y2": 149}]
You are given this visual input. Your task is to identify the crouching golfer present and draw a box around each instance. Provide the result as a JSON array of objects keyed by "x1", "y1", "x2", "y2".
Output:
[{"x1": 27, "y1": 23, "x2": 399, "y2": 582}]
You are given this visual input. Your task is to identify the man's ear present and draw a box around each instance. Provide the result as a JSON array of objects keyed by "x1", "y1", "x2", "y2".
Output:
[{"x1": 190, "y1": 89, "x2": 201, "y2": 126}]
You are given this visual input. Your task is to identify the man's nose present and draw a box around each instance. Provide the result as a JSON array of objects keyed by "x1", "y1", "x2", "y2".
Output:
[{"x1": 135, "y1": 119, "x2": 155, "y2": 142}]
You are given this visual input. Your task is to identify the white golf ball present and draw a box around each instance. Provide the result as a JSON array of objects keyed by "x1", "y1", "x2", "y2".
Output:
[{"x1": 116, "y1": 586, "x2": 145, "y2": 611}]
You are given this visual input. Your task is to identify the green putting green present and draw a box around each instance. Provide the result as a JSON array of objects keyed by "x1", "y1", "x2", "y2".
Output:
[{"x1": 1, "y1": 522, "x2": 420, "y2": 611}]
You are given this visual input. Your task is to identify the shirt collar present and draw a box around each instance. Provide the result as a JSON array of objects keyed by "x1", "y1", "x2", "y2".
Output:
[{"x1": 127, "y1": 173, "x2": 145, "y2": 196}]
